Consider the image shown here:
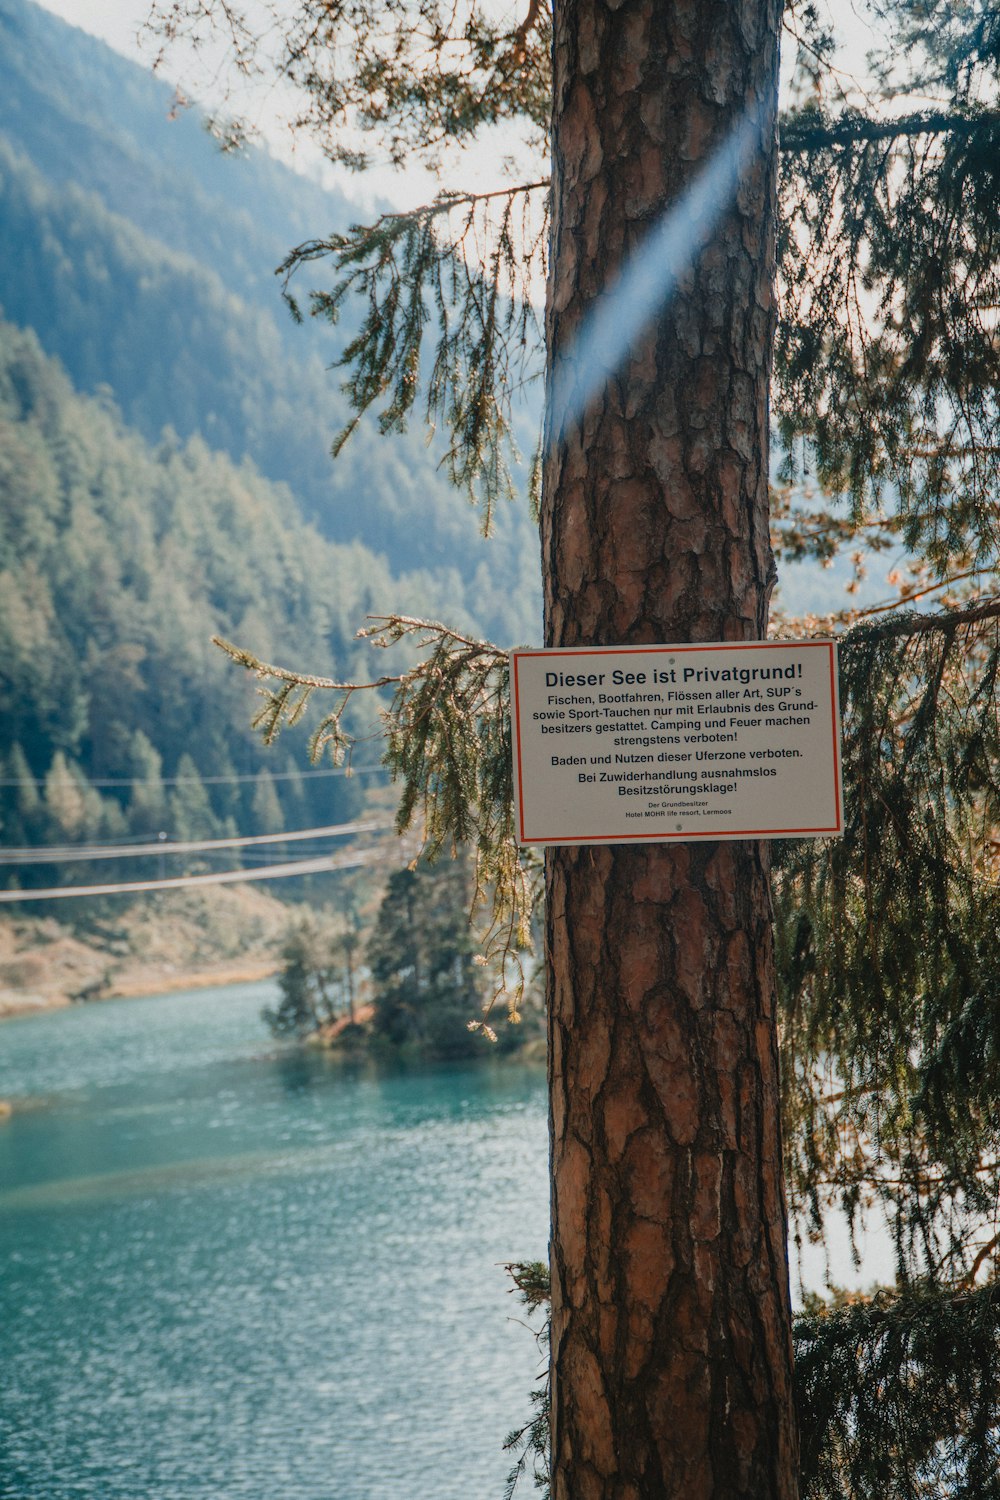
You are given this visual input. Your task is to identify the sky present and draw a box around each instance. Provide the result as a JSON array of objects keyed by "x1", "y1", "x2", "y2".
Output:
[
  {"x1": 39, "y1": 0, "x2": 882, "y2": 214},
  {"x1": 36, "y1": 0, "x2": 536, "y2": 211},
  {"x1": 42, "y1": 0, "x2": 144, "y2": 55}
]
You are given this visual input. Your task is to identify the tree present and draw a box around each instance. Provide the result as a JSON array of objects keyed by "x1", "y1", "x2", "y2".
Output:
[
  {"x1": 265, "y1": 917, "x2": 343, "y2": 1038},
  {"x1": 368, "y1": 849, "x2": 487, "y2": 1059},
  {"x1": 334, "y1": 924, "x2": 361, "y2": 1026},
  {"x1": 2, "y1": 742, "x2": 40, "y2": 847},
  {"x1": 126, "y1": 728, "x2": 166, "y2": 833},
  {"x1": 538, "y1": 7, "x2": 798, "y2": 1496},
  {"x1": 249, "y1": 767, "x2": 284, "y2": 836},
  {"x1": 152, "y1": 1, "x2": 1000, "y2": 1494},
  {"x1": 43, "y1": 749, "x2": 100, "y2": 839},
  {"x1": 169, "y1": 752, "x2": 219, "y2": 842}
]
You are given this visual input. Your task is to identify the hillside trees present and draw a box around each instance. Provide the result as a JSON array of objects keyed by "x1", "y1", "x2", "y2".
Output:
[
  {"x1": 0, "y1": 116, "x2": 541, "y2": 638},
  {"x1": 151, "y1": 0, "x2": 1000, "y2": 1495},
  {"x1": 0, "y1": 319, "x2": 499, "y2": 869}
]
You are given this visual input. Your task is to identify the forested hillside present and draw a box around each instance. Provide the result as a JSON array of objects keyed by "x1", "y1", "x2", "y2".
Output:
[
  {"x1": 0, "y1": 0, "x2": 855, "y2": 894},
  {"x1": 0, "y1": 0, "x2": 542, "y2": 642},
  {"x1": 0, "y1": 319, "x2": 472, "y2": 865}
]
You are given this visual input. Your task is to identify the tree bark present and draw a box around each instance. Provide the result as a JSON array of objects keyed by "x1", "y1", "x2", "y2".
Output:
[{"x1": 541, "y1": 2, "x2": 798, "y2": 1496}]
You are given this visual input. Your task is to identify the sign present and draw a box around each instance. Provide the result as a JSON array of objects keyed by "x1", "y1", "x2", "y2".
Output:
[{"x1": 510, "y1": 641, "x2": 843, "y2": 846}]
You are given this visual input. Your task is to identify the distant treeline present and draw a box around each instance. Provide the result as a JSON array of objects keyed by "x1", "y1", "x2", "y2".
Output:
[{"x1": 0, "y1": 320, "x2": 470, "y2": 870}]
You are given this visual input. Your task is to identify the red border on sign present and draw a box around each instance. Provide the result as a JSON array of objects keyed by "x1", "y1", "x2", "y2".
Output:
[{"x1": 511, "y1": 641, "x2": 843, "y2": 845}]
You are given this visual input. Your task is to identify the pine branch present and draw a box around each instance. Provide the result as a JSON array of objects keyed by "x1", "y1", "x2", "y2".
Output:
[
  {"x1": 849, "y1": 596, "x2": 1000, "y2": 640},
  {"x1": 279, "y1": 186, "x2": 547, "y2": 525},
  {"x1": 780, "y1": 106, "x2": 1000, "y2": 153},
  {"x1": 278, "y1": 181, "x2": 551, "y2": 277},
  {"x1": 213, "y1": 635, "x2": 400, "y2": 692},
  {"x1": 795, "y1": 1282, "x2": 1000, "y2": 1498},
  {"x1": 213, "y1": 618, "x2": 536, "y2": 1012}
]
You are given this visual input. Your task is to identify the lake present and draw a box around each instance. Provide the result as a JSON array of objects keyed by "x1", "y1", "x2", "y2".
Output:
[{"x1": 0, "y1": 982, "x2": 550, "y2": 1500}]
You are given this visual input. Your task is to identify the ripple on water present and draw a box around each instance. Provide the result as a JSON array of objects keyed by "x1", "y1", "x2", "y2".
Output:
[{"x1": 0, "y1": 982, "x2": 549, "y2": 1500}]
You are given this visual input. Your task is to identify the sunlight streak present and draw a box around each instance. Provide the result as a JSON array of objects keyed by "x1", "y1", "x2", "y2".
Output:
[{"x1": 548, "y1": 105, "x2": 768, "y2": 443}]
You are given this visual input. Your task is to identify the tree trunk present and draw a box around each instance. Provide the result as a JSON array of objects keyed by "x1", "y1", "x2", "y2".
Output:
[{"x1": 541, "y1": 2, "x2": 798, "y2": 1496}]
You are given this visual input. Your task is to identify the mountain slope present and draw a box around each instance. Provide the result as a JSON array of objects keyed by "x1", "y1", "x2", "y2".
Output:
[
  {"x1": 0, "y1": 318, "x2": 477, "y2": 856},
  {"x1": 0, "y1": 0, "x2": 543, "y2": 644}
]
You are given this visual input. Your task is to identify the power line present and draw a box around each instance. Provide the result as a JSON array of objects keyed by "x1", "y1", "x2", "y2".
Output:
[
  {"x1": 0, "y1": 819, "x2": 392, "y2": 865},
  {"x1": 0, "y1": 765, "x2": 387, "y2": 788},
  {"x1": 0, "y1": 849, "x2": 382, "y2": 903}
]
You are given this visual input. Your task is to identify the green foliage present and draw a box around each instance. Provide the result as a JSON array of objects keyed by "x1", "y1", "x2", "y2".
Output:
[
  {"x1": 169, "y1": 755, "x2": 220, "y2": 843},
  {"x1": 0, "y1": 0, "x2": 544, "y2": 640},
  {"x1": 264, "y1": 917, "x2": 355, "y2": 1038},
  {"x1": 281, "y1": 185, "x2": 546, "y2": 525},
  {"x1": 216, "y1": 616, "x2": 540, "y2": 1010},
  {"x1": 367, "y1": 849, "x2": 492, "y2": 1059},
  {"x1": 502, "y1": 1262, "x2": 551, "y2": 1500},
  {"x1": 0, "y1": 317, "x2": 468, "y2": 862},
  {"x1": 503, "y1": 1266, "x2": 1000, "y2": 1500},
  {"x1": 795, "y1": 1285, "x2": 1000, "y2": 1499},
  {"x1": 776, "y1": 605, "x2": 1000, "y2": 1285},
  {"x1": 146, "y1": 0, "x2": 552, "y2": 530},
  {"x1": 776, "y1": 105, "x2": 1000, "y2": 579}
]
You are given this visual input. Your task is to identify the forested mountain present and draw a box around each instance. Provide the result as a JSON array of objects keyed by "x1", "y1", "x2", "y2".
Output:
[
  {"x1": 0, "y1": 319, "x2": 470, "y2": 863},
  {"x1": 0, "y1": 0, "x2": 542, "y2": 643},
  {"x1": 0, "y1": 0, "x2": 853, "y2": 886},
  {"x1": 0, "y1": 0, "x2": 350, "y2": 307}
]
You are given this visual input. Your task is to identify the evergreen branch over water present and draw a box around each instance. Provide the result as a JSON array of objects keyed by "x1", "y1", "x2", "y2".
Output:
[{"x1": 213, "y1": 618, "x2": 537, "y2": 1014}]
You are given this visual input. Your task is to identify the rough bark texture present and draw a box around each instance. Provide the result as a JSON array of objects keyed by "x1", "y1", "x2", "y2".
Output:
[{"x1": 541, "y1": 2, "x2": 798, "y2": 1497}]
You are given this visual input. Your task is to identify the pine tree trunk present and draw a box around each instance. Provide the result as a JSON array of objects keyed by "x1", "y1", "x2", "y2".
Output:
[{"x1": 541, "y1": 2, "x2": 798, "y2": 1496}]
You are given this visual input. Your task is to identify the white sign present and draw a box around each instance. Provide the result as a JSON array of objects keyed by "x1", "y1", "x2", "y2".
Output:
[{"x1": 510, "y1": 641, "x2": 843, "y2": 846}]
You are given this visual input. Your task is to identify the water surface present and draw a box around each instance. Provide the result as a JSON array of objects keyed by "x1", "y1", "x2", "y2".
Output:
[{"x1": 0, "y1": 983, "x2": 549, "y2": 1500}]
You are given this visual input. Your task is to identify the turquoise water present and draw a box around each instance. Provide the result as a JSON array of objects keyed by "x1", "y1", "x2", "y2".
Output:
[{"x1": 0, "y1": 983, "x2": 549, "y2": 1500}]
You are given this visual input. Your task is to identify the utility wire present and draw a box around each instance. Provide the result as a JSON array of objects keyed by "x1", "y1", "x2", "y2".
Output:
[
  {"x1": 0, "y1": 850, "x2": 381, "y2": 903},
  {"x1": 0, "y1": 819, "x2": 393, "y2": 865},
  {"x1": 0, "y1": 765, "x2": 386, "y2": 788}
]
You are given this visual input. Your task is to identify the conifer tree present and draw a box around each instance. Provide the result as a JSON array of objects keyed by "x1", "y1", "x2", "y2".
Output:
[
  {"x1": 249, "y1": 767, "x2": 284, "y2": 837},
  {"x1": 264, "y1": 918, "x2": 338, "y2": 1037},
  {"x1": 126, "y1": 729, "x2": 166, "y2": 833},
  {"x1": 3, "y1": 742, "x2": 40, "y2": 846},
  {"x1": 368, "y1": 850, "x2": 485, "y2": 1059},
  {"x1": 153, "y1": 1, "x2": 1000, "y2": 1493},
  {"x1": 43, "y1": 750, "x2": 98, "y2": 839},
  {"x1": 332, "y1": 923, "x2": 362, "y2": 1026},
  {"x1": 168, "y1": 753, "x2": 218, "y2": 843}
]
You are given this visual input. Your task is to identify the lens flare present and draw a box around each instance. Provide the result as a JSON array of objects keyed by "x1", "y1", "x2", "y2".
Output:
[{"x1": 548, "y1": 106, "x2": 767, "y2": 443}]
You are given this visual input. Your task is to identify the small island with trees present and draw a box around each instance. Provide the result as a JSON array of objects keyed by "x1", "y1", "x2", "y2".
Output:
[{"x1": 265, "y1": 851, "x2": 542, "y2": 1063}]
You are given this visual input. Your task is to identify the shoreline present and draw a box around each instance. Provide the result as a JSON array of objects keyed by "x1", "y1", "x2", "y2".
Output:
[
  {"x1": 0, "y1": 885, "x2": 296, "y2": 1023},
  {"x1": 0, "y1": 959, "x2": 281, "y2": 1021}
]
